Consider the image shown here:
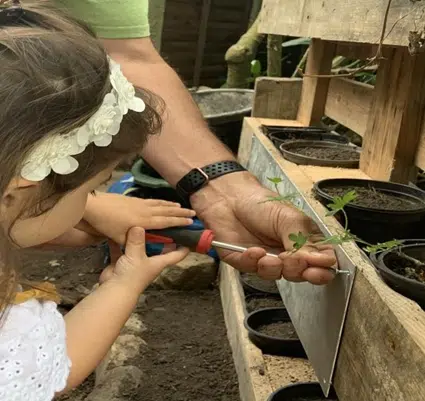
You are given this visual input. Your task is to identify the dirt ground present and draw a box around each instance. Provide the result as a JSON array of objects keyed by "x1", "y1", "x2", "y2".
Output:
[{"x1": 19, "y1": 247, "x2": 239, "y2": 401}]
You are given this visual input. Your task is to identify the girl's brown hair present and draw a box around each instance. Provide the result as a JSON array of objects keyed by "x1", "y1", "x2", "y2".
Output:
[{"x1": 0, "y1": 1, "x2": 163, "y2": 314}]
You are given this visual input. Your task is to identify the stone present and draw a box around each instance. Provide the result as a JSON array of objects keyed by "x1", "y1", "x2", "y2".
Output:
[
  {"x1": 85, "y1": 366, "x2": 143, "y2": 401},
  {"x1": 95, "y1": 313, "x2": 146, "y2": 385},
  {"x1": 152, "y1": 252, "x2": 218, "y2": 290}
]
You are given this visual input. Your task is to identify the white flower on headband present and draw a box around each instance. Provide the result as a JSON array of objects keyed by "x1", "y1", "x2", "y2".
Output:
[{"x1": 21, "y1": 59, "x2": 145, "y2": 182}]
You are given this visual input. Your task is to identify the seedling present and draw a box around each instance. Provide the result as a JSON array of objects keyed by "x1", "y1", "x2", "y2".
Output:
[{"x1": 266, "y1": 177, "x2": 402, "y2": 253}]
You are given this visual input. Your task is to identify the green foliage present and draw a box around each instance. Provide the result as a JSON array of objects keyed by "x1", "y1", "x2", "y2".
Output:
[
  {"x1": 326, "y1": 190, "x2": 357, "y2": 216},
  {"x1": 282, "y1": 37, "x2": 311, "y2": 48},
  {"x1": 263, "y1": 180, "x2": 401, "y2": 255},
  {"x1": 289, "y1": 232, "x2": 309, "y2": 251},
  {"x1": 250, "y1": 59, "x2": 262, "y2": 79}
]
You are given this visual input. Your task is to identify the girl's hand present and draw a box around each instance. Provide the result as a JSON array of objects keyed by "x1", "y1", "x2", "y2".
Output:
[
  {"x1": 80, "y1": 192, "x2": 196, "y2": 245},
  {"x1": 100, "y1": 227, "x2": 189, "y2": 289}
]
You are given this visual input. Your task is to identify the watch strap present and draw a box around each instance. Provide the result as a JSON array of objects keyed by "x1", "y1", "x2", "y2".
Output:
[{"x1": 176, "y1": 161, "x2": 246, "y2": 199}]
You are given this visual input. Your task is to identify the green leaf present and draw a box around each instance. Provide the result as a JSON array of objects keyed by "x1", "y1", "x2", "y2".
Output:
[
  {"x1": 251, "y1": 60, "x2": 262, "y2": 78},
  {"x1": 288, "y1": 232, "x2": 309, "y2": 251},
  {"x1": 282, "y1": 37, "x2": 311, "y2": 48},
  {"x1": 365, "y1": 239, "x2": 403, "y2": 254},
  {"x1": 267, "y1": 177, "x2": 283, "y2": 184},
  {"x1": 326, "y1": 190, "x2": 357, "y2": 213}
]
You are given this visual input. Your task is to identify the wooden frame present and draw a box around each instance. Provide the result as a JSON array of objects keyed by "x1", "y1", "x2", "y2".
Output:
[{"x1": 239, "y1": 118, "x2": 425, "y2": 401}]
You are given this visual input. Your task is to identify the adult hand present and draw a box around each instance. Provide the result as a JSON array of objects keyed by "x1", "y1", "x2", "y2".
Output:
[{"x1": 191, "y1": 173, "x2": 337, "y2": 285}]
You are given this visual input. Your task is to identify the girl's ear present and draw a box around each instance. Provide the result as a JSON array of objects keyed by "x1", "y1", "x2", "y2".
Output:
[{"x1": 1, "y1": 177, "x2": 39, "y2": 209}]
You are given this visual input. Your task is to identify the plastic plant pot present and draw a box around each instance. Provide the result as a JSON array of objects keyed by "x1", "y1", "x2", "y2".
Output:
[
  {"x1": 131, "y1": 158, "x2": 189, "y2": 207},
  {"x1": 314, "y1": 178, "x2": 425, "y2": 244},
  {"x1": 240, "y1": 273, "x2": 280, "y2": 295},
  {"x1": 279, "y1": 141, "x2": 360, "y2": 168},
  {"x1": 244, "y1": 293, "x2": 284, "y2": 313},
  {"x1": 261, "y1": 125, "x2": 326, "y2": 136},
  {"x1": 374, "y1": 243, "x2": 425, "y2": 308},
  {"x1": 268, "y1": 382, "x2": 338, "y2": 401},
  {"x1": 244, "y1": 307, "x2": 307, "y2": 358},
  {"x1": 269, "y1": 130, "x2": 349, "y2": 148}
]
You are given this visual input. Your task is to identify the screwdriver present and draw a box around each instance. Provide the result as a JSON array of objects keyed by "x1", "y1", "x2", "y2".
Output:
[{"x1": 146, "y1": 228, "x2": 350, "y2": 275}]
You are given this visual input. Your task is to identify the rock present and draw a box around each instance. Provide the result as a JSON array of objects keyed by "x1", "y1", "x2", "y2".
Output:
[
  {"x1": 85, "y1": 366, "x2": 143, "y2": 401},
  {"x1": 153, "y1": 252, "x2": 218, "y2": 290},
  {"x1": 95, "y1": 314, "x2": 146, "y2": 385}
]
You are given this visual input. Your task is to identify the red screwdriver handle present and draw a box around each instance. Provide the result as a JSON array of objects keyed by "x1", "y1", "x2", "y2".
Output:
[{"x1": 146, "y1": 228, "x2": 215, "y2": 254}]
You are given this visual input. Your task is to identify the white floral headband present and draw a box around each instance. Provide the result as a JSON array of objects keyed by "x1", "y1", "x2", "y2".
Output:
[{"x1": 20, "y1": 58, "x2": 145, "y2": 182}]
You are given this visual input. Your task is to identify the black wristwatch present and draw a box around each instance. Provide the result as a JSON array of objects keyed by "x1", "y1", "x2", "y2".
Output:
[{"x1": 176, "y1": 161, "x2": 246, "y2": 202}]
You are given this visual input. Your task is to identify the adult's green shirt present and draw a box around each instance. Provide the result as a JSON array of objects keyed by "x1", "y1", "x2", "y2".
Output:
[{"x1": 53, "y1": 0, "x2": 150, "y2": 39}]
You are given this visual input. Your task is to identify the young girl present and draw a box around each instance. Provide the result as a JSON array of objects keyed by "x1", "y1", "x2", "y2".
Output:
[{"x1": 0, "y1": 1, "x2": 194, "y2": 399}]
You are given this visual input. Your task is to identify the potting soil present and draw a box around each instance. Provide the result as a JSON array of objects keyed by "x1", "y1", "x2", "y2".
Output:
[
  {"x1": 246, "y1": 296, "x2": 284, "y2": 313},
  {"x1": 243, "y1": 273, "x2": 279, "y2": 293},
  {"x1": 324, "y1": 186, "x2": 419, "y2": 210},
  {"x1": 289, "y1": 397, "x2": 337, "y2": 401},
  {"x1": 385, "y1": 253, "x2": 425, "y2": 283},
  {"x1": 257, "y1": 321, "x2": 298, "y2": 339},
  {"x1": 291, "y1": 147, "x2": 359, "y2": 161}
]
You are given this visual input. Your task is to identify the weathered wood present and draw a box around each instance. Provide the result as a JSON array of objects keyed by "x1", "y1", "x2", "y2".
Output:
[
  {"x1": 243, "y1": 117, "x2": 425, "y2": 401},
  {"x1": 258, "y1": 0, "x2": 423, "y2": 47},
  {"x1": 297, "y1": 39, "x2": 336, "y2": 126},
  {"x1": 252, "y1": 77, "x2": 302, "y2": 119},
  {"x1": 325, "y1": 78, "x2": 373, "y2": 137},
  {"x1": 219, "y1": 263, "x2": 273, "y2": 401},
  {"x1": 193, "y1": 0, "x2": 212, "y2": 87},
  {"x1": 360, "y1": 47, "x2": 425, "y2": 183}
]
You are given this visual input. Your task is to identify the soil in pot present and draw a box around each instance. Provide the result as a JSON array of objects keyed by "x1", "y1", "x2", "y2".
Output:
[
  {"x1": 384, "y1": 252, "x2": 425, "y2": 283},
  {"x1": 258, "y1": 321, "x2": 298, "y2": 339},
  {"x1": 324, "y1": 186, "x2": 419, "y2": 211},
  {"x1": 245, "y1": 294, "x2": 283, "y2": 313},
  {"x1": 314, "y1": 178, "x2": 425, "y2": 244},
  {"x1": 241, "y1": 273, "x2": 279, "y2": 294},
  {"x1": 292, "y1": 146, "x2": 358, "y2": 161}
]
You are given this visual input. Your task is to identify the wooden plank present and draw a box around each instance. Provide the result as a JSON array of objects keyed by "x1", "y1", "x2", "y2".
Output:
[
  {"x1": 297, "y1": 39, "x2": 336, "y2": 126},
  {"x1": 252, "y1": 77, "x2": 302, "y2": 120},
  {"x1": 360, "y1": 47, "x2": 425, "y2": 183},
  {"x1": 325, "y1": 78, "x2": 373, "y2": 137},
  {"x1": 258, "y1": 0, "x2": 423, "y2": 47},
  {"x1": 219, "y1": 263, "x2": 273, "y2": 401},
  {"x1": 245, "y1": 117, "x2": 425, "y2": 401}
]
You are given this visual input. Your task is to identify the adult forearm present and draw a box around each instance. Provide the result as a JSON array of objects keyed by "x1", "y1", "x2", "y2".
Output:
[{"x1": 102, "y1": 39, "x2": 234, "y2": 185}]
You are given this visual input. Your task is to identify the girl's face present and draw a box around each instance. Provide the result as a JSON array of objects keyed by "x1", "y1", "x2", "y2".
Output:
[{"x1": 3, "y1": 167, "x2": 115, "y2": 248}]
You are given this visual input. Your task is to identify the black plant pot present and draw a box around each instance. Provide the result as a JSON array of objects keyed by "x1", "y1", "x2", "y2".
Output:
[
  {"x1": 269, "y1": 130, "x2": 349, "y2": 148},
  {"x1": 244, "y1": 293, "x2": 283, "y2": 313},
  {"x1": 374, "y1": 243, "x2": 425, "y2": 307},
  {"x1": 268, "y1": 382, "x2": 338, "y2": 401},
  {"x1": 314, "y1": 178, "x2": 425, "y2": 244},
  {"x1": 261, "y1": 125, "x2": 326, "y2": 136},
  {"x1": 244, "y1": 308, "x2": 306, "y2": 358},
  {"x1": 279, "y1": 141, "x2": 360, "y2": 168},
  {"x1": 240, "y1": 273, "x2": 280, "y2": 295}
]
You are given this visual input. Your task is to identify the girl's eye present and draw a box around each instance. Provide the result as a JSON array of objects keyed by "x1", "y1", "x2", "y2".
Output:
[{"x1": 90, "y1": 190, "x2": 97, "y2": 196}]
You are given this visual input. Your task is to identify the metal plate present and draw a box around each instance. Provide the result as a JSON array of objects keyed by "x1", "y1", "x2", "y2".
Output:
[{"x1": 247, "y1": 136, "x2": 356, "y2": 396}]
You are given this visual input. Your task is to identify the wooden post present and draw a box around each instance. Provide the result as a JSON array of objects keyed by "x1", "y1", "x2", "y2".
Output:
[
  {"x1": 360, "y1": 47, "x2": 425, "y2": 183},
  {"x1": 297, "y1": 39, "x2": 336, "y2": 126},
  {"x1": 193, "y1": 0, "x2": 212, "y2": 88}
]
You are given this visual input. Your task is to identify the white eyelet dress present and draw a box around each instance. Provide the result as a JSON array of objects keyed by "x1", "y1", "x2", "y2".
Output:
[{"x1": 0, "y1": 299, "x2": 71, "y2": 401}]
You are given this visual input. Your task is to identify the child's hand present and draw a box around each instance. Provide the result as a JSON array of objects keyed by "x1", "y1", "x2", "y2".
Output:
[
  {"x1": 81, "y1": 193, "x2": 196, "y2": 245},
  {"x1": 100, "y1": 227, "x2": 189, "y2": 290}
]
